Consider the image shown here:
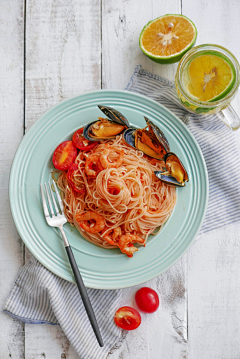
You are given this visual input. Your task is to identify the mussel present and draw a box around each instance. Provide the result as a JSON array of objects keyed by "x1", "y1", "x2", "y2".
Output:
[
  {"x1": 154, "y1": 152, "x2": 189, "y2": 187},
  {"x1": 83, "y1": 105, "x2": 130, "y2": 141},
  {"x1": 123, "y1": 117, "x2": 170, "y2": 160}
]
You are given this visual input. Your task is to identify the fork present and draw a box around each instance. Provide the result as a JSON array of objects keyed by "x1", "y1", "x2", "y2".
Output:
[{"x1": 40, "y1": 181, "x2": 104, "y2": 347}]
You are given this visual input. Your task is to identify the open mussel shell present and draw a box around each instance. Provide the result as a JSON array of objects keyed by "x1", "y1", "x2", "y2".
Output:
[
  {"x1": 98, "y1": 105, "x2": 130, "y2": 127},
  {"x1": 144, "y1": 117, "x2": 170, "y2": 153},
  {"x1": 83, "y1": 120, "x2": 126, "y2": 141},
  {"x1": 165, "y1": 152, "x2": 189, "y2": 183},
  {"x1": 123, "y1": 118, "x2": 170, "y2": 160},
  {"x1": 154, "y1": 152, "x2": 189, "y2": 187},
  {"x1": 83, "y1": 121, "x2": 100, "y2": 142},
  {"x1": 154, "y1": 171, "x2": 186, "y2": 187},
  {"x1": 83, "y1": 105, "x2": 130, "y2": 141}
]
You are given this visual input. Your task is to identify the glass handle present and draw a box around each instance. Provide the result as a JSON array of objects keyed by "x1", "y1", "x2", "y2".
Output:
[{"x1": 216, "y1": 105, "x2": 240, "y2": 131}]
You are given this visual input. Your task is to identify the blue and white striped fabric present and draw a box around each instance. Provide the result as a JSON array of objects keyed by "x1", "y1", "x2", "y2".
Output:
[
  {"x1": 4, "y1": 257, "x2": 122, "y2": 358},
  {"x1": 4, "y1": 65, "x2": 240, "y2": 358}
]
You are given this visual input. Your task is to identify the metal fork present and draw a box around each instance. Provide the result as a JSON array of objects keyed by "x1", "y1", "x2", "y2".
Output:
[{"x1": 40, "y1": 181, "x2": 104, "y2": 347}]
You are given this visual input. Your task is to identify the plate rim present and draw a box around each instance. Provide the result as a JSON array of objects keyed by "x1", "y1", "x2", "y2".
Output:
[{"x1": 9, "y1": 89, "x2": 209, "y2": 289}]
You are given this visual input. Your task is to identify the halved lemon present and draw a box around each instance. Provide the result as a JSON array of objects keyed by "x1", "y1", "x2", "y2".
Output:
[
  {"x1": 139, "y1": 14, "x2": 197, "y2": 64},
  {"x1": 183, "y1": 52, "x2": 236, "y2": 102}
]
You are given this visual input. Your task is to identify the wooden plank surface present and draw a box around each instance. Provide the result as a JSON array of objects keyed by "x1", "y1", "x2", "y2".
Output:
[
  {"x1": 1, "y1": 0, "x2": 240, "y2": 358},
  {"x1": 0, "y1": 0, "x2": 25, "y2": 358},
  {"x1": 25, "y1": 0, "x2": 101, "y2": 130}
]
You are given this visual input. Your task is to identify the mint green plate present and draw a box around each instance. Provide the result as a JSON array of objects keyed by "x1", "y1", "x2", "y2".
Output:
[{"x1": 9, "y1": 90, "x2": 208, "y2": 289}]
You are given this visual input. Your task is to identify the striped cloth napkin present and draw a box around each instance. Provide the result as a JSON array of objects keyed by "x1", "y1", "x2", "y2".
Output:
[{"x1": 4, "y1": 65, "x2": 240, "y2": 359}]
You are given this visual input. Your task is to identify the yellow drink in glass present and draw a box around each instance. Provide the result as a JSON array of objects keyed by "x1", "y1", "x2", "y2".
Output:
[{"x1": 175, "y1": 44, "x2": 240, "y2": 130}]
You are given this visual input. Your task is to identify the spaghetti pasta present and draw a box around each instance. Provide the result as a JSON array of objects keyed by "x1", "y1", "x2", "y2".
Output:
[{"x1": 56, "y1": 135, "x2": 177, "y2": 256}]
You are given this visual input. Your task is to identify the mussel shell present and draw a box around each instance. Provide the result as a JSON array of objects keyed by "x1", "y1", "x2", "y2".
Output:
[
  {"x1": 144, "y1": 117, "x2": 170, "y2": 153},
  {"x1": 123, "y1": 127, "x2": 166, "y2": 160},
  {"x1": 123, "y1": 127, "x2": 167, "y2": 160},
  {"x1": 154, "y1": 171, "x2": 186, "y2": 187},
  {"x1": 123, "y1": 127, "x2": 136, "y2": 148},
  {"x1": 83, "y1": 121, "x2": 100, "y2": 142},
  {"x1": 164, "y1": 152, "x2": 189, "y2": 183},
  {"x1": 98, "y1": 105, "x2": 130, "y2": 127},
  {"x1": 83, "y1": 120, "x2": 125, "y2": 141}
]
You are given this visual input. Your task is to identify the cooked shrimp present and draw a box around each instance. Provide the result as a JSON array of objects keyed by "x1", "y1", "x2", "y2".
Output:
[
  {"x1": 103, "y1": 227, "x2": 122, "y2": 246},
  {"x1": 103, "y1": 234, "x2": 116, "y2": 246},
  {"x1": 99, "y1": 149, "x2": 124, "y2": 169},
  {"x1": 75, "y1": 211, "x2": 105, "y2": 233},
  {"x1": 113, "y1": 226, "x2": 122, "y2": 240},
  {"x1": 118, "y1": 234, "x2": 145, "y2": 257},
  {"x1": 85, "y1": 155, "x2": 100, "y2": 177}
]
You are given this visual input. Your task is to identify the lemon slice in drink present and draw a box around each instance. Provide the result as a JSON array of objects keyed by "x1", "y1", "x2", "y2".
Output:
[
  {"x1": 183, "y1": 52, "x2": 236, "y2": 102},
  {"x1": 139, "y1": 14, "x2": 197, "y2": 64}
]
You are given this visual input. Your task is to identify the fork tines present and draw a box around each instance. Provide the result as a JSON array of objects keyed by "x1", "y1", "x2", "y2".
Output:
[{"x1": 40, "y1": 181, "x2": 63, "y2": 218}]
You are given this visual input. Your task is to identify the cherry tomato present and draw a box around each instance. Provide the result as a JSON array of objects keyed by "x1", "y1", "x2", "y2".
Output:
[
  {"x1": 135, "y1": 287, "x2": 159, "y2": 313},
  {"x1": 114, "y1": 306, "x2": 141, "y2": 330},
  {"x1": 67, "y1": 163, "x2": 86, "y2": 194},
  {"x1": 52, "y1": 141, "x2": 77, "y2": 171},
  {"x1": 72, "y1": 128, "x2": 99, "y2": 151}
]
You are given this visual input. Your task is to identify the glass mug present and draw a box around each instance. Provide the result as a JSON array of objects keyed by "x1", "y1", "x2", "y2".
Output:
[{"x1": 175, "y1": 44, "x2": 240, "y2": 130}]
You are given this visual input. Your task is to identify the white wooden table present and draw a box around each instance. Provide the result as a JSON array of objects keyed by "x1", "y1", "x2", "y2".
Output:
[{"x1": 1, "y1": 1, "x2": 240, "y2": 358}]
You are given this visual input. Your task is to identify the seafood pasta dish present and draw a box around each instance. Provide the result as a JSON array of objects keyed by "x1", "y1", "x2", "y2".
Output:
[
  {"x1": 55, "y1": 137, "x2": 176, "y2": 257},
  {"x1": 52, "y1": 106, "x2": 188, "y2": 257}
]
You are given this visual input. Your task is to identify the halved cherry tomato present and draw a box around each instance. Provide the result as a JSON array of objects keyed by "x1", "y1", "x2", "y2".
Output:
[
  {"x1": 72, "y1": 128, "x2": 99, "y2": 151},
  {"x1": 135, "y1": 287, "x2": 159, "y2": 313},
  {"x1": 114, "y1": 306, "x2": 141, "y2": 330},
  {"x1": 52, "y1": 141, "x2": 77, "y2": 171},
  {"x1": 67, "y1": 163, "x2": 86, "y2": 193}
]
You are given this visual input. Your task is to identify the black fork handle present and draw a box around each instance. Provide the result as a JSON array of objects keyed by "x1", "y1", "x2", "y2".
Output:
[{"x1": 65, "y1": 245, "x2": 104, "y2": 347}]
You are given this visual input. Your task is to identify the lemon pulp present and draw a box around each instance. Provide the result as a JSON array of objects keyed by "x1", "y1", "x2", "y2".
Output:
[
  {"x1": 183, "y1": 53, "x2": 235, "y2": 102},
  {"x1": 139, "y1": 14, "x2": 197, "y2": 64}
]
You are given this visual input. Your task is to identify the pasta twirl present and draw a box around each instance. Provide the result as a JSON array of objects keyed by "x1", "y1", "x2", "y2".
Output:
[{"x1": 56, "y1": 135, "x2": 176, "y2": 254}]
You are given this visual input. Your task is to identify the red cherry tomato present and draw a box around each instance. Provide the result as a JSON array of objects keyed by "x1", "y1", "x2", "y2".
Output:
[
  {"x1": 67, "y1": 163, "x2": 86, "y2": 194},
  {"x1": 135, "y1": 287, "x2": 159, "y2": 313},
  {"x1": 52, "y1": 141, "x2": 77, "y2": 171},
  {"x1": 114, "y1": 306, "x2": 141, "y2": 330},
  {"x1": 72, "y1": 128, "x2": 99, "y2": 151}
]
